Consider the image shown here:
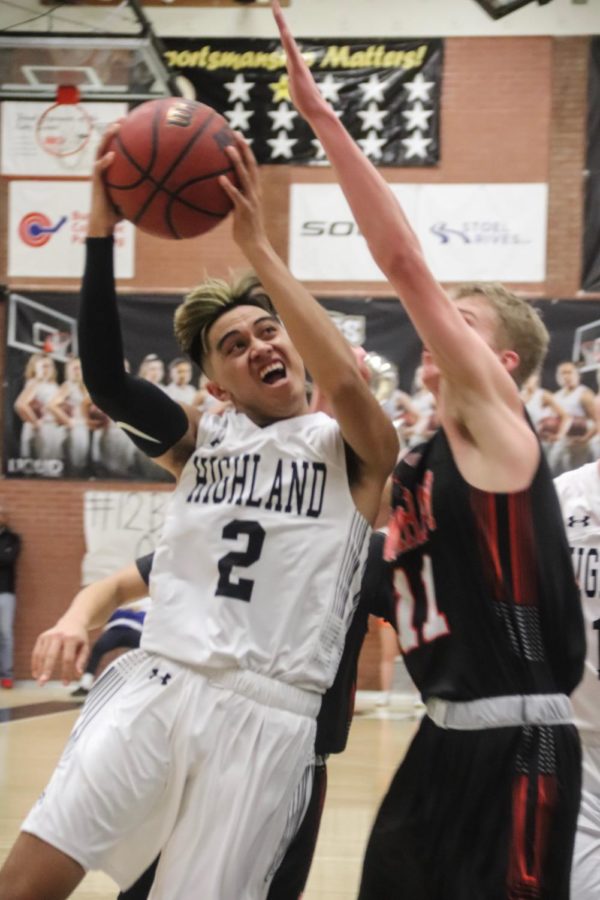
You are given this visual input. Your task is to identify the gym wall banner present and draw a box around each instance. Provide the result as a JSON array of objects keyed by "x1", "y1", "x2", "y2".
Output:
[
  {"x1": 0, "y1": 101, "x2": 128, "y2": 178},
  {"x1": 4, "y1": 288, "x2": 600, "y2": 480},
  {"x1": 163, "y1": 37, "x2": 443, "y2": 166},
  {"x1": 583, "y1": 38, "x2": 600, "y2": 292},
  {"x1": 8, "y1": 180, "x2": 134, "y2": 279},
  {"x1": 289, "y1": 182, "x2": 548, "y2": 283},
  {"x1": 82, "y1": 491, "x2": 169, "y2": 584}
]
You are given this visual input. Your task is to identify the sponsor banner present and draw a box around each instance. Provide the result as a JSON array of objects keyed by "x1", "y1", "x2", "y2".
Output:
[
  {"x1": 417, "y1": 183, "x2": 548, "y2": 282},
  {"x1": 290, "y1": 182, "x2": 547, "y2": 282},
  {"x1": 0, "y1": 101, "x2": 128, "y2": 177},
  {"x1": 8, "y1": 180, "x2": 134, "y2": 278},
  {"x1": 289, "y1": 183, "x2": 419, "y2": 281},
  {"x1": 163, "y1": 37, "x2": 443, "y2": 166},
  {"x1": 82, "y1": 490, "x2": 169, "y2": 584}
]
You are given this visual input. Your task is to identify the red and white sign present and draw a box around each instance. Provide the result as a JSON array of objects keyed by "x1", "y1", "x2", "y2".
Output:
[
  {"x1": 1, "y1": 101, "x2": 127, "y2": 177},
  {"x1": 9, "y1": 180, "x2": 134, "y2": 278}
]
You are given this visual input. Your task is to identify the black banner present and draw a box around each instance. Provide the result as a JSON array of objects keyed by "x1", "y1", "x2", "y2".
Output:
[
  {"x1": 163, "y1": 37, "x2": 443, "y2": 167},
  {"x1": 5, "y1": 289, "x2": 600, "y2": 480},
  {"x1": 583, "y1": 38, "x2": 600, "y2": 292}
]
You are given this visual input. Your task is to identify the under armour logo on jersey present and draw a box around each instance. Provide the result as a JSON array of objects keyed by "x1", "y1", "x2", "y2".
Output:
[
  {"x1": 149, "y1": 667, "x2": 172, "y2": 685},
  {"x1": 209, "y1": 436, "x2": 223, "y2": 447},
  {"x1": 567, "y1": 515, "x2": 590, "y2": 527}
]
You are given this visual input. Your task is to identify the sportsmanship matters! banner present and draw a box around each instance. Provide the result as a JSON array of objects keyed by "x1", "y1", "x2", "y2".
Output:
[{"x1": 163, "y1": 37, "x2": 443, "y2": 166}]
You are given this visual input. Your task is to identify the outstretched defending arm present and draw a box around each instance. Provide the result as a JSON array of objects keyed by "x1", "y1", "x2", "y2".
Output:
[{"x1": 273, "y1": 2, "x2": 538, "y2": 491}]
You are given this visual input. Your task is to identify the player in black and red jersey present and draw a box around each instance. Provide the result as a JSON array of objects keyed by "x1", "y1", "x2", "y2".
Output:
[{"x1": 274, "y1": 3, "x2": 585, "y2": 897}]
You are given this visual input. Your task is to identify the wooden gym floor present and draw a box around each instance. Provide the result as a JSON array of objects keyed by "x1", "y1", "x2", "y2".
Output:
[{"x1": 0, "y1": 684, "x2": 420, "y2": 899}]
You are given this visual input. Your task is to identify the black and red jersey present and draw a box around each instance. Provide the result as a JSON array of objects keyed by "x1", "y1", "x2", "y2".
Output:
[
  {"x1": 315, "y1": 530, "x2": 394, "y2": 755},
  {"x1": 385, "y1": 430, "x2": 585, "y2": 702}
]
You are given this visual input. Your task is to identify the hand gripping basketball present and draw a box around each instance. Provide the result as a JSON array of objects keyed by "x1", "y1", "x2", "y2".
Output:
[{"x1": 101, "y1": 98, "x2": 240, "y2": 240}]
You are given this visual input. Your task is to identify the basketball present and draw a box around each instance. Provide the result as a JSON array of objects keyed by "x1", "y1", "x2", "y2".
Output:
[{"x1": 102, "y1": 98, "x2": 239, "y2": 240}]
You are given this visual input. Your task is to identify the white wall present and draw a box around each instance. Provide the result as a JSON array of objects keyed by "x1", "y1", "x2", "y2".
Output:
[
  {"x1": 148, "y1": 0, "x2": 599, "y2": 38},
  {"x1": 2, "y1": 0, "x2": 598, "y2": 39}
]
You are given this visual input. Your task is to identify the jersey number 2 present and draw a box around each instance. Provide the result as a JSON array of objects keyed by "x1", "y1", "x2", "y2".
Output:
[{"x1": 216, "y1": 519, "x2": 266, "y2": 602}]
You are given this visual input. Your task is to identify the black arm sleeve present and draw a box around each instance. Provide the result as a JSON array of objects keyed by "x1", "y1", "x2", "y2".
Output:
[
  {"x1": 79, "y1": 238, "x2": 188, "y2": 457},
  {"x1": 135, "y1": 553, "x2": 154, "y2": 587}
]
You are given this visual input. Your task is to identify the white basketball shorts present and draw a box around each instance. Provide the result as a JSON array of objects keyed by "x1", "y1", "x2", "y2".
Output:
[
  {"x1": 22, "y1": 649, "x2": 317, "y2": 899},
  {"x1": 571, "y1": 746, "x2": 600, "y2": 900}
]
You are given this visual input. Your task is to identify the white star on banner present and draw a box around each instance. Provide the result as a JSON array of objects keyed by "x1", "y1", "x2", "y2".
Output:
[
  {"x1": 356, "y1": 102, "x2": 388, "y2": 132},
  {"x1": 311, "y1": 137, "x2": 327, "y2": 162},
  {"x1": 359, "y1": 74, "x2": 387, "y2": 104},
  {"x1": 402, "y1": 101, "x2": 434, "y2": 132},
  {"x1": 224, "y1": 74, "x2": 255, "y2": 103},
  {"x1": 357, "y1": 130, "x2": 386, "y2": 160},
  {"x1": 267, "y1": 130, "x2": 298, "y2": 160},
  {"x1": 224, "y1": 102, "x2": 254, "y2": 131},
  {"x1": 317, "y1": 74, "x2": 342, "y2": 104},
  {"x1": 401, "y1": 131, "x2": 433, "y2": 160},
  {"x1": 405, "y1": 72, "x2": 435, "y2": 103},
  {"x1": 267, "y1": 102, "x2": 298, "y2": 132}
]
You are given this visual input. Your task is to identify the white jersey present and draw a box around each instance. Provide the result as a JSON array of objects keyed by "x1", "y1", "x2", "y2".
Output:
[
  {"x1": 554, "y1": 462, "x2": 600, "y2": 791},
  {"x1": 143, "y1": 410, "x2": 370, "y2": 694},
  {"x1": 554, "y1": 384, "x2": 588, "y2": 418},
  {"x1": 164, "y1": 382, "x2": 197, "y2": 404},
  {"x1": 524, "y1": 388, "x2": 547, "y2": 427}
]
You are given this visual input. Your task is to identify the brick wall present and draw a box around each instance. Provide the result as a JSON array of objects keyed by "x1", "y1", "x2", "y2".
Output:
[{"x1": 0, "y1": 36, "x2": 592, "y2": 687}]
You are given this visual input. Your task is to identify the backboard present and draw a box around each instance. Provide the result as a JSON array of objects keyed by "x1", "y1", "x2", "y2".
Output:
[{"x1": 0, "y1": 0, "x2": 177, "y2": 102}]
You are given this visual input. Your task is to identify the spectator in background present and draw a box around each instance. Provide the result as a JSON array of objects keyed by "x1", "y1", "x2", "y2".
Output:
[
  {"x1": 137, "y1": 354, "x2": 165, "y2": 387},
  {"x1": 520, "y1": 369, "x2": 571, "y2": 460},
  {"x1": 0, "y1": 506, "x2": 21, "y2": 689},
  {"x1": 551, "y1": 361, "x2": 597, "y2": 475},
  {"x1": 14, "y1": 353, "x2": 63, "y2": 462},
  {"x1": 164, "y1": 358, "x2": 197, "y2": 405},
  {"x1": 49, "y1": 357, "x2": 91, "y2": 476}
]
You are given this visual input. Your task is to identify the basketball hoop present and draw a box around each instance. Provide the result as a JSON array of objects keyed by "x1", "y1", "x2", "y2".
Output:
[
  {"x1": 42, "y1": 330, "x2": 73, "y2": 359},
  {"x1": 35, "y1": 85, "x2": 93, "y2": 158}
]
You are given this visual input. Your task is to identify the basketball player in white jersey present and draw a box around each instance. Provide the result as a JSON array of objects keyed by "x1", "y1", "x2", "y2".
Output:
[
  {"x1": 554, "y1": 461, "x2": 600, "y2": 900},
  {"x1": 551, "y1": 361, "x2": 597, "y2": 475},
  {"x1": 0, "y1": 130, "x2": 397, "y2": 899}
]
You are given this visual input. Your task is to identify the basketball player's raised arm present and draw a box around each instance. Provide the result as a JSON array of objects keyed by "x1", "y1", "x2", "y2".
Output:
[
  {"x1": 219, "y1": 137, "x2": 398, "y2": 518},
  {"x1": 32, "y1": 555, "x2": 152, "y2": 687},
  {"x1": 273, "y1": 3, "x2": 532, "y2": 471},
  {"x1": 80, "y1": 131, "x2": 198, "y2": 479}
]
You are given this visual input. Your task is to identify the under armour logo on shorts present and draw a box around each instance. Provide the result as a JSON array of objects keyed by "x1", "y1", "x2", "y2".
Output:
[{"x1": 567, "y1": 515, "x2": 590, "y2": 527}]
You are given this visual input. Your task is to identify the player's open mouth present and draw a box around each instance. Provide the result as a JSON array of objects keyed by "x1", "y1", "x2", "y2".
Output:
[{"x1": 259, "y1": 362, "x2": 287, "y2": 385}]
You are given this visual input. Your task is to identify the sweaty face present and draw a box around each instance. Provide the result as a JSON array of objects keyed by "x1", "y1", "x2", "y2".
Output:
[{"x1": 204, "y1": 305, "x2": 308, "y2": 425}]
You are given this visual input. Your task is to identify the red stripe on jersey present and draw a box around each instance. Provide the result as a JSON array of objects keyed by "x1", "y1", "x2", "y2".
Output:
[
  {"x1": 507, "y1": 773, "x2": 557, "y2": 898},
  {"x1": 508, "y1": 492, "x2": 538, "y2": 607},
  {"x1": 469, "y1": 490, "x2": 503, "y2": 593}
]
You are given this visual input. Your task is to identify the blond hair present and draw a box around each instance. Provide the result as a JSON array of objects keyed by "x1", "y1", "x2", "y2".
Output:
[
  {"x1": 174, "y1": 273, "x2": 276, "y2": 372},
  {"x1": 451, "y1": 283, "x2": 549, "y2": 386}
]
